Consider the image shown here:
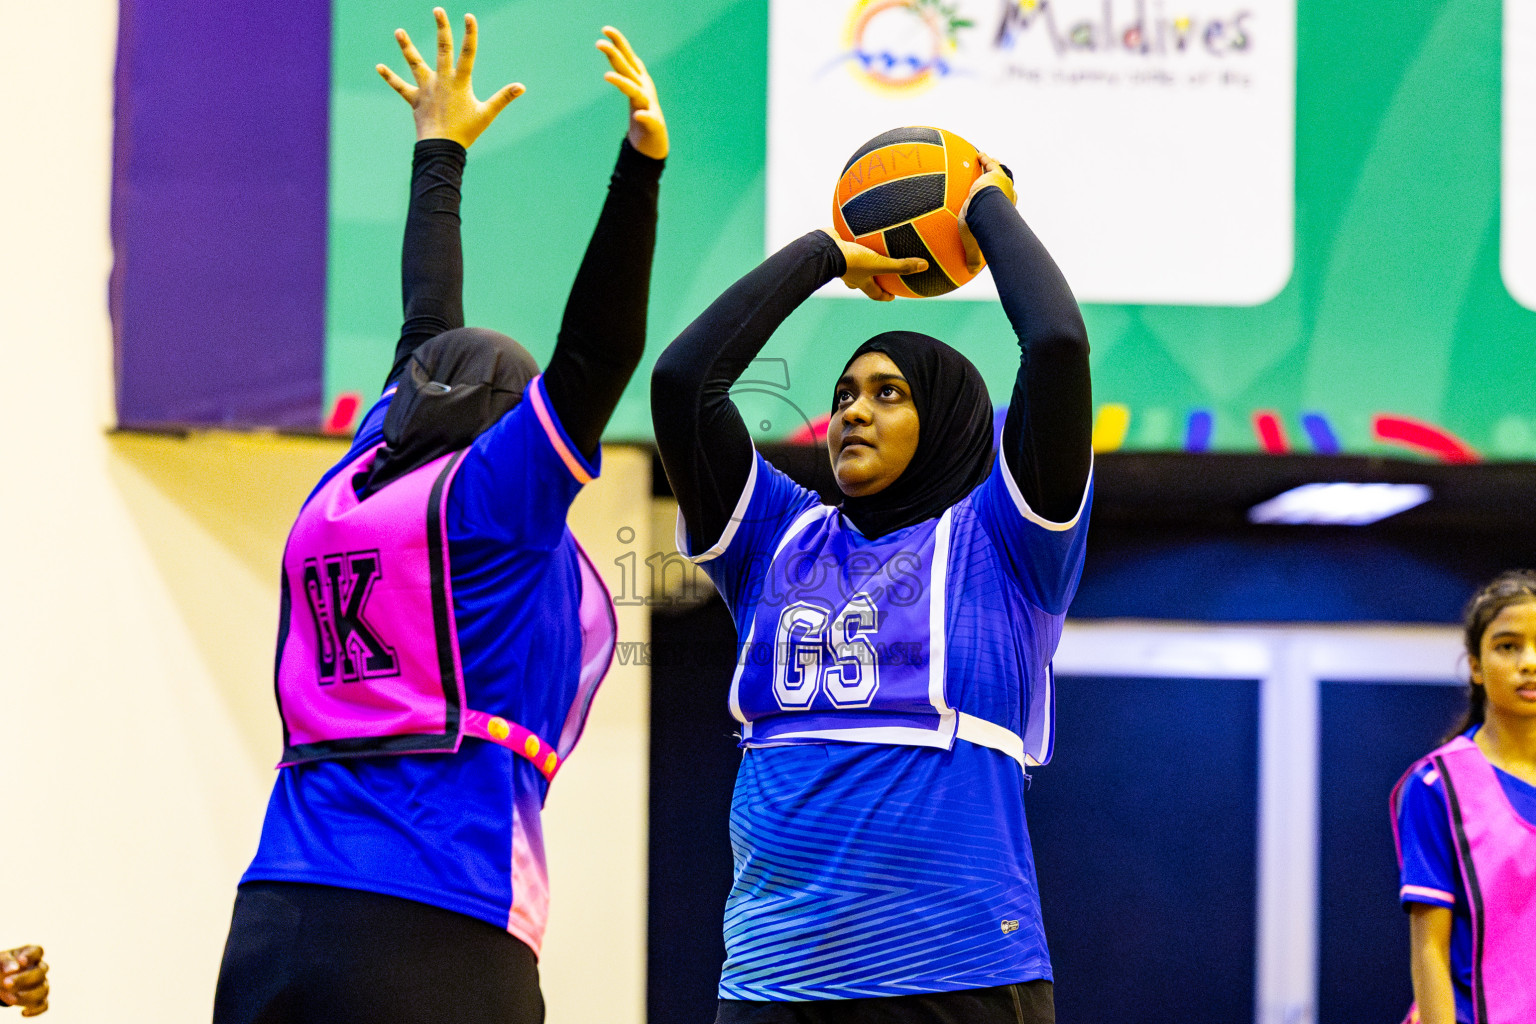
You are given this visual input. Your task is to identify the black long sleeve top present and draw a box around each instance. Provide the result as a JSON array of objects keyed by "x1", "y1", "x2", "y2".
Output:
[
  {"x1": 387, "y1": 137, "x2": 664, "y2": 458},
  {"x1": 652, "y1": 186, "x2": 1092, "y2": 553}
]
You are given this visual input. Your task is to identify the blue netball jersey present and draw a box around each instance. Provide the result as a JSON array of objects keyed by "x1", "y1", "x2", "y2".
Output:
[
  {"x1": 243, "y1": 376, "x2": 601, "y2": 954},
  {"x1": 684, "y1": 450, "x2": 1091, "y2": 1000}
]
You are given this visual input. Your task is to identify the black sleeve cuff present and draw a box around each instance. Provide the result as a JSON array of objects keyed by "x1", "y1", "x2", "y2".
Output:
[
  {"x1": 413, "y1": 137, "x2": 467, "y2": 169},
  {"x1": 615, "y1": 137, "x2": 666, "y2": 184},
  {"x1": 965, "y1": 186, "x2": 1017, "y2": 250},
  {"x1": 969, "y1": 184, "x2": 1011, "y2": 216},
  {"x1": 808, "y1": 229, "x2": 848, "y2": 279}
]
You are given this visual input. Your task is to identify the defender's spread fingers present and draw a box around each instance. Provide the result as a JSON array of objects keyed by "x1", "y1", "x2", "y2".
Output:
[
  {"x1": 486, "y1": 82, "x2": 525, "y2": 115},
  {"x1": 433, "y1": 8, "x2": 454, "y2": 75},
  {"x1": 377, "y1": 64, "x2": 417, "y2": 101},
  {"x1": 458, "y1": 12, "x2": 478, "y2": 75},
  {"x1": 596, "y1": 39, "x2": 639, "y2": 83},
  {"x1": 603, "y1": 26, "x2": 647, "y2": 76},
  {"x1": 398, "y1": 30, "x2": 431, "y2": 82},
  {"x1": 603, "y1": 71, "x2": 646, "y2": 105}
]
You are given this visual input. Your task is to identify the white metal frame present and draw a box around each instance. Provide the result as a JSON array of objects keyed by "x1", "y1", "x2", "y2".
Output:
[{"x1": 1054, "y1": 620, "x2": 1464, "y2": 1024}]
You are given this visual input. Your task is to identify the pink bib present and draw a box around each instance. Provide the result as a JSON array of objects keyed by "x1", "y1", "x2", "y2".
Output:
[
  {"x1": 1392, "y1": 735, "x2": 1536, "y2": 1024},
  {"x1": 275, "y1": 443, "x2": 615, "y2": 781}
]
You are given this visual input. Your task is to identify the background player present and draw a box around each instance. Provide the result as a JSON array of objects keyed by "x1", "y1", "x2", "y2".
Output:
[
  {"x1": 651, "y1": 153, "x2": 1091, "y2": 1022},
  {"x1": 211, "y1": 10, "x2": 665, "y2": 1023},
  {"x1": 1392, "y1": 571, "x2": 1536, "y2": 1024}
]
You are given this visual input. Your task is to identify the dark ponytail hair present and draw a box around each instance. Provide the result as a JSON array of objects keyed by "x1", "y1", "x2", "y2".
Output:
[{"x1": 1447, "y1": 570, "x2": 1536, "y2": 740}]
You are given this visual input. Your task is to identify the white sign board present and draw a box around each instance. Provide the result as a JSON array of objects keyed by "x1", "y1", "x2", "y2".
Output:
[
  {"x1": 1504, "y1": 0, "x2": 1536, "y2": 311},
  {"x1": 767, "y1": 0, "x2": 1296, "y2": 305}
]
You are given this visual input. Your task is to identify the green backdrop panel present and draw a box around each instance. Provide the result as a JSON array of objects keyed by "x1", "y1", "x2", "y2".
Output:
[{"x1": 326, "y1": 0, "x2": 1536, "y2": 458}]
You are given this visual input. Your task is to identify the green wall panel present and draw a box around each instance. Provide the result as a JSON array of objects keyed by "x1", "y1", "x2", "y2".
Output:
[{"x1": 326, "y1": 0, "x2": 1536, "y2": 457}]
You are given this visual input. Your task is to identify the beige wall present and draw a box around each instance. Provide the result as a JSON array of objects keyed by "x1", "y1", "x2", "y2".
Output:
[
  {"x1": 542, "y1": 449, "x2": 652, "y2": 1024},
  {"x1": 0, "y1": 2, "x2": 650, "y2": 1019}
]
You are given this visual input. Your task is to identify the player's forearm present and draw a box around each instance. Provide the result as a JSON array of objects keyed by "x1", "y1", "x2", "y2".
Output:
[
  {"x1": 652, "y1": 230, "x2": 843, "y2": 549},
  {"x1": 387, "y1": 139, "x2": 469, "y2": 386},
  {"x1": 655, "y1": 230, "x2": 845, "y2": 401},
  {"x1": 544, "y1": 140, "x2": 665, "y2": 458},
  {"x1": 969, "y1": 186, "x2": 1086, "y2": 355},
  {"x1": 970, "y1": 188, "x2": 1092, "y2": 521},
  {"x1": 1408, "y1": 907, "x2": 1457, "y2": 1024},
  {"x1": 1409, "y1": 955, "x2": 1456, "y2": 1024}
]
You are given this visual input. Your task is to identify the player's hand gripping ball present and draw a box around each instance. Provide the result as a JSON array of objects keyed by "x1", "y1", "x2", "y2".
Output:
[{"x1": 832, "y1": 126, "x2": 985, "y2": 298}]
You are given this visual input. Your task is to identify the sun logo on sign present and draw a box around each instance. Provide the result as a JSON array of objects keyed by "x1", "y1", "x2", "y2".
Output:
[{"x1": 843, "y1": 0, "x2": 974, "y2": 94}]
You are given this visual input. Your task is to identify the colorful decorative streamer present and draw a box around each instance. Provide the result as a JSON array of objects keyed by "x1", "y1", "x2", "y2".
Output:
[
  {"x1": 1300, "y1": 412, "x2": 1341, "y2": 454},
  {"x1": 1252, "y1": 411, "x2": 1289, "y2": 454},
  {"x1": 1092, "y1": 404, "x2": 1131, "y2": 452},
  {"x1": 1372, "y1": 415, "x2": 1480, "y2": 463}
]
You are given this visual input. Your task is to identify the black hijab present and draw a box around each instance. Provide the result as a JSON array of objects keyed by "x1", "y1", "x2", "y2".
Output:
[
  {"x1": 358, "y1": 327, "x2": 540, "y2": 496},
  {"x1": 835, "y1": 331, "x2": 994, "y2": 539}
]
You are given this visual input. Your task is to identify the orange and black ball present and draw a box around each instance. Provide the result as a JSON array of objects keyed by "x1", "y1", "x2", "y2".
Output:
[{"x1": 832, "y1": 126, "x2": 985, "y2": 298}]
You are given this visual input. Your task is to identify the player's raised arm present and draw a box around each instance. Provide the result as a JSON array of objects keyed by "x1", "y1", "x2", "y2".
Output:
[
  {"x1": 962, "y1": 153, "x2": 1092, "y2": 524},
  {"x1": 376, "y1": 8, "x2": 525, "y2": 386},
  {"x1": 651, "y1": 233, "x2": 923, "y2": 553},
  {"x1": 537, "y1": 27, "x2": 667, "y2": 461}
]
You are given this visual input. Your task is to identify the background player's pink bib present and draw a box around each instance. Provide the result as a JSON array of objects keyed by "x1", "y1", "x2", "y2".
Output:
[
  {"x1": 275, "y1": 442, "x2": 615, "y2": 780},
  {"x1": 1392, "y1": 735, "x2": 1536, "y2": 1024}
]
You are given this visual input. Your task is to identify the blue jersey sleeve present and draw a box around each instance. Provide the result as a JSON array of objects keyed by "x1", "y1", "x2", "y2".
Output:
[
  {"x1": 354, "y1": 387, "x2": 392, "y2": 447},
  {"x1": 965, "y1": 453, "x2": 1093, "y2": 615},
  {"x1": 451, "y1": 374, "x2": 600, "y2": 549},
  {"x1": 1396, "y1": 764, "x2": 1460, "y2": 910},
  {"x1": 680, "y1": 449, "x2": 820, "y2": 623},
  {"x1": 306, "y1": 388, "x2": 396, "y2": 501}
]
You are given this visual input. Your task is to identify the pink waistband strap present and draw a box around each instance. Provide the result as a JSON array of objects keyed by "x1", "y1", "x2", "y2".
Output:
[{"x1": 463, "y1": 708, "x2": 562, "y2": 781}]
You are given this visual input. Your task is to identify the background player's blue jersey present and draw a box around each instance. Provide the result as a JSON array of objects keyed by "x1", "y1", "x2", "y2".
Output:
[
  {"x1": 1396, "y1": 728, "x2": 1536, "y2": 1023},
  {"x1": 243, "y1": 376, "x2": 599, "y2": 953},
  {"x1": 686, "y1": 451, "x2": 1091, "y2": 1000}
]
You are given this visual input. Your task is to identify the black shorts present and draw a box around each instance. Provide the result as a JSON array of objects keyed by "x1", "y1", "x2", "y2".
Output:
[
  {"x1": 715, "y1": 981, "x2": 1054, "y2": 1024},
  {"x1": 213, "y1": 881, "x2": 543, "y2": 1024}
]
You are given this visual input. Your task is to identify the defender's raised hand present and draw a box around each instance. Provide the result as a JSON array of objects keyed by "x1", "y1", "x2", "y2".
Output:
[
  {"x1": 596, "y1": 27, "x2": 668, "y2": 160},
  {"x1": 377, "y1": 8, "x2": 525, "y2": 147}
]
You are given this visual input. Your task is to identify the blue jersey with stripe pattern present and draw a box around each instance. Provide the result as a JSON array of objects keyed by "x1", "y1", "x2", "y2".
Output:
[{"x1": 687, "y1": 450, "x2": 1090, "y2": 1000}]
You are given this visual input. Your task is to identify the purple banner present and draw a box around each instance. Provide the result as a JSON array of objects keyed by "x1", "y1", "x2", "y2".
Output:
[{"x1": 111, "y1": 0, "x2": 330, "y2": 430}]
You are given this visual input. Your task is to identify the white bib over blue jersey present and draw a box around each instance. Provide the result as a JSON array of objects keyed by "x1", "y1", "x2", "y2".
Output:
[{"x1": 686, "y1": 449, "x2": 1091, "y2": 1000}]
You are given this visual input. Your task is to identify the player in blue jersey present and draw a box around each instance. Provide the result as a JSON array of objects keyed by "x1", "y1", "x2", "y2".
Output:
[
  {"x1": 1392, "y1": 571, "x2": 1536, "y2": 1024},
  {"x1": 212, "y1": 10, "x2": 665, "y2": 1023},
  {"x1": 652, "y1": 154, "x2": 1092, "y2": 1023}
]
